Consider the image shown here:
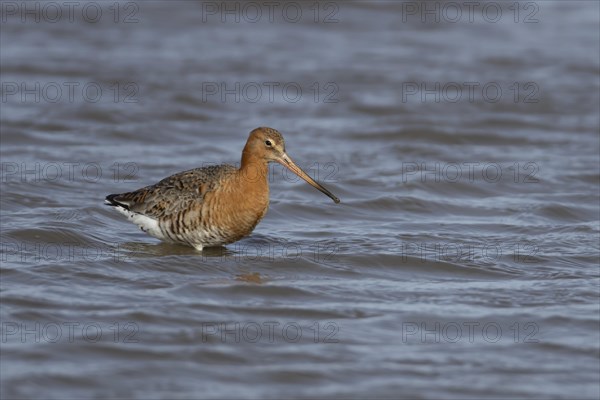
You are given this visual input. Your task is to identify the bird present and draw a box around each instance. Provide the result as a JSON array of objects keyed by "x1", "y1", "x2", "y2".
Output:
[{"x1": 105, "y1": 127, "x2": 340, "y2": 251}]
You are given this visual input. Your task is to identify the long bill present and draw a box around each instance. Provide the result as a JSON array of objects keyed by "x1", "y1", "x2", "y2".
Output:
[{"x1": 277, "y1": 153, "x2": 341, "y2": 204}]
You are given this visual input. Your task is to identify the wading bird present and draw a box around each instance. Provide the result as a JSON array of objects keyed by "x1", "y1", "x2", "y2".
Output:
[{"x1": 105, "y1": 127, "x2": 340, "y2": 250}]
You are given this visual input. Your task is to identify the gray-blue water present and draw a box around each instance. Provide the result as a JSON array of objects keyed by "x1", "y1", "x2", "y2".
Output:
[{"x1": 1, "y1": 1, "x2": 599, "y2": 399}]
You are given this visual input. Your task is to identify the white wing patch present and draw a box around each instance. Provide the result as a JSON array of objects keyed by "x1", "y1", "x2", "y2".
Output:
[
  {"x1": 108, "y1": 202, "x2": 166, "y2": 241},
  {"x1": 106, "y1": 199, "x2": 227, "y2": 250}
]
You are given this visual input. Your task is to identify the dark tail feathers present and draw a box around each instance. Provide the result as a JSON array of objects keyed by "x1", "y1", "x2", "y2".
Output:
[{"x1": 105, "y1": 194, "x2": 129, "y2": 210}]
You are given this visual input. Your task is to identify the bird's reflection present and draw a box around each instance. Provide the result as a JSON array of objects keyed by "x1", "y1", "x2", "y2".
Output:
[
  {"x1": 117, "y1": 241, "x2": 235, "y2": 258},
  {"x1": 116, "y1": 242, "x2": 267, "y2": 283},
  {"x1": 235, "y1": 272, "x2": 264, "y2": 283}
]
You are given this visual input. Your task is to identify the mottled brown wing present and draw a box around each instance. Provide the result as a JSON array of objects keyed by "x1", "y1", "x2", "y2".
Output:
[{"x1": 107, "y1": 164, "x2": 236, "y2": 219}]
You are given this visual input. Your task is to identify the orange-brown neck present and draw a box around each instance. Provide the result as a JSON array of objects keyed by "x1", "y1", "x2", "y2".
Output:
[{"x1": 239, "y1": 146, "x2": 270, "y2": 195}]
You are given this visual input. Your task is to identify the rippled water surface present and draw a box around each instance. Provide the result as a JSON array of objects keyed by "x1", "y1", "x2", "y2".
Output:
[{"x1": 1, "y1": 1, "x2": 599, "y2": 399}]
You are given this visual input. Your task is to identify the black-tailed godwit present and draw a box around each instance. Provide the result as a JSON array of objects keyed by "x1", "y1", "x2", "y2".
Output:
[{"x1": 105, "y1": 127, "x2": 340, "y2": 250}]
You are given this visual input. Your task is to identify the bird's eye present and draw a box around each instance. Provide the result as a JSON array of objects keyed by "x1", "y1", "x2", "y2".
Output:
[{"x1": 265, "y1": 140, "x2": 272, "y2": 147}]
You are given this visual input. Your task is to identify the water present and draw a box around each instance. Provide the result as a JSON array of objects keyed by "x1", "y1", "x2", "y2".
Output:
[{"x1": 1, "y1": 1, "x2": 599, "y2": 399}]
